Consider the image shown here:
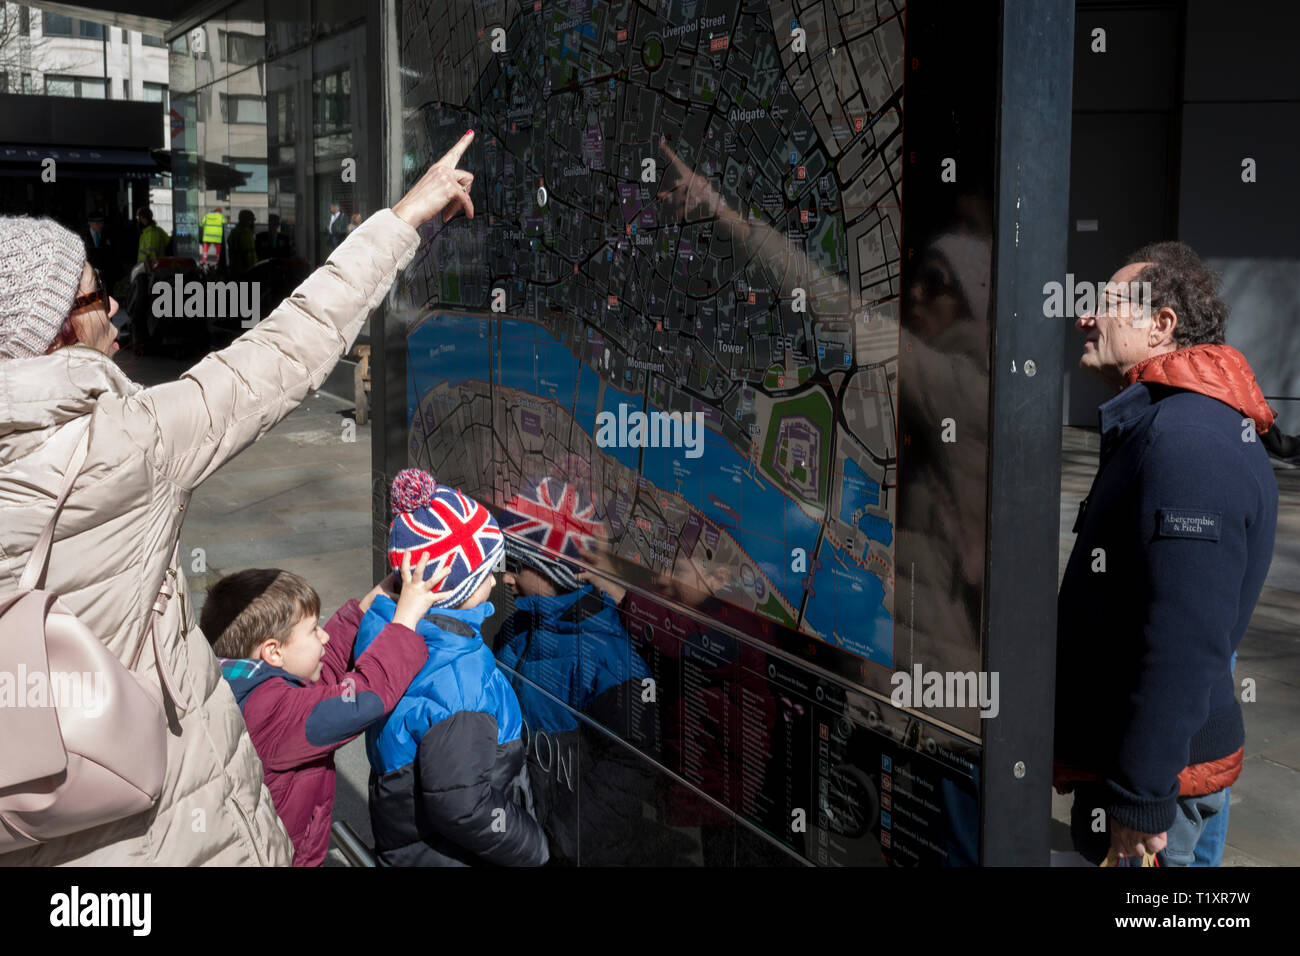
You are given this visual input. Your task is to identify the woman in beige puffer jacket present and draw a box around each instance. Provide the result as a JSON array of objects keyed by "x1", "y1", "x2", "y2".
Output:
[{"x1": 0, "y1": 134, "x2": 476, "y2": 865}]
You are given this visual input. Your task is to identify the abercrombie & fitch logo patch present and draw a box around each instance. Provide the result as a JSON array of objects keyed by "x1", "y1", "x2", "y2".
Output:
[{"x1": 1157, "y1": 509, "x2": 1222, "y2": 541}]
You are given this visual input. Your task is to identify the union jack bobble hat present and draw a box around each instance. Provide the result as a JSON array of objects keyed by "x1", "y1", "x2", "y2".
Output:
[
  {"x1": 499, "y1": 476, "x2": 603, "y2": 592},
  {"x1": 388, "y1": 469, "x2": 504, "y2": 609}
]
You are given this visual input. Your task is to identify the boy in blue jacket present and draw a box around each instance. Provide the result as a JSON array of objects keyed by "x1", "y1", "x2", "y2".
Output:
[{"x1": 358, "y1": 469, "x2": 548, "y2": 867}]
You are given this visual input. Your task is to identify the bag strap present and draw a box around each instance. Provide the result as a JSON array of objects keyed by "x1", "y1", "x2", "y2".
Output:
[
  {"x1": 17, "y1": 420, "x2": 189, "y2": 717},
  {"x1": 19, "y1": 423, "x2": 93, "y2": 593},
  {"x1": 146, "y1": 540, "x2": 188, "y2": 716}
]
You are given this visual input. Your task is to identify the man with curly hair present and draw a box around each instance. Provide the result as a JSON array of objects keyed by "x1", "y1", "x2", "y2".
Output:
[{"x1": 1054, "y1": 241, "x2": 1278, "y2": 867}]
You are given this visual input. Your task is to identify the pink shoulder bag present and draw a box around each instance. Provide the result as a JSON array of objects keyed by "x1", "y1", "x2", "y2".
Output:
[{"x1": 0, "y1": 423, "x2": 180, "y2": 853}]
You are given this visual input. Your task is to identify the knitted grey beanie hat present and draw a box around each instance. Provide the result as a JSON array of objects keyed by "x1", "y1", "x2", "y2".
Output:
[{"x1": 0, "y1": 217, "x2": 86, "y2": 360}]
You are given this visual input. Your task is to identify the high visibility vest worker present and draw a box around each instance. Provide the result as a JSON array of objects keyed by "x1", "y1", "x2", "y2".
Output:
[
  {"x1": 201, "y1": 211, "x2": 226, "y2": 244},
  {"x1": 137, "y1": 224, "x2": 170, "y2": 263}
]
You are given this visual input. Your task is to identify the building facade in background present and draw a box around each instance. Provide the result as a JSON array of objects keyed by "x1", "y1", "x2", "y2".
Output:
[
  {"x1": 165, "y1": 0, "x2": 373, "y2": 265},
  {"x1": 0, "y1": 2, "x2": 172, "y2": 230}
]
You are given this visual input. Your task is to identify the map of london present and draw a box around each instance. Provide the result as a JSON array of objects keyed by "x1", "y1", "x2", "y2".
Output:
[{"x1": 395, "y1": 0, "x2": 904, "y2": 667}]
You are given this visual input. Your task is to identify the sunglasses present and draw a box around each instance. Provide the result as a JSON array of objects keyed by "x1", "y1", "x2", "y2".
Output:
[{"x1": 70, "y1": 268, "x2": 109, "y2": 315}]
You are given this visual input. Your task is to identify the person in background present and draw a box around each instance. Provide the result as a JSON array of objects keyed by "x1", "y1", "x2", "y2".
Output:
[
  {"x1": 200, "y1": 205, "x2": 226, "y2": 266},
  {"x1": 81, "y1": 210, "x2": 120, "y2": 290},
  {"x1": 135, "y1": 207, "x2": 170, "y2": 264},
  {"x1": 228, "y1": 209, "x2": 258, "y2": 275},
  {"x1": 327, "y1": 202, "x2": 347, "y2": 253},
  {"x1": 256, "y1": 214, "x2": 292, "y2": 260},
  {"x1": 348, "y1": 212, "x2": 363, "y2": 235}
]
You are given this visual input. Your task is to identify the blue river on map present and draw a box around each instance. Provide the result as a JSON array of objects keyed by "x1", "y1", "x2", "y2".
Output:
[{"x1": 408, "y1": 315, "x2": 892, "y2": 665}]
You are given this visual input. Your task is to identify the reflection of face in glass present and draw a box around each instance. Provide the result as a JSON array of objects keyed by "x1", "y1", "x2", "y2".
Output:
[
  {"x1": 907, "y1": 257, "x2": 961, "y2": 342},
  {"x1": 503, "y1": 555, "x2": 559, "y2": 598}
]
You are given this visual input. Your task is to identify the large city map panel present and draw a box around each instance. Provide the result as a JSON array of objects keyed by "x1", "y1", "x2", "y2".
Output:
[{"x1": 398, "y1": 0, "x2": 903, "y2": 667}]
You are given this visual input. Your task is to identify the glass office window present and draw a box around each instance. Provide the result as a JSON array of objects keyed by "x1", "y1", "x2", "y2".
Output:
[
  {"x1": 169, "y1": 32, "x2": 195, "y2": 95},
  {"x1": 191, "y1": 20, "x2": 220, "y2": 89},
  {"x1": 312, "y1": 23, "x2": 366, "y2": 264},
  {"x1": 315, "y1": 0, "x2": 364, "y2": 39},
  {"x1": 223, "y1": 0, "x2": 266, "y2": 70},
  {"x1": 169, "y1": 90, "x2": 201, "y2": 256},
  {"x1": 44, "y1": 75, "x2": 107, "y2": 99},
  {"x1": 220, "y1": 92, "x2": 268, "y2": 124},
  {"x1": 267, "y1": 0, "x2": 310, "y2": 57},
  {"x1": 226, "y1": 65, "x2": 270, "y2": 230},
  {"x1": 41, "y1": 12, "x2": 73, "y2": 37},
  {"x1": 267, "y1": 49, "x2": 310, "y2": 261}
]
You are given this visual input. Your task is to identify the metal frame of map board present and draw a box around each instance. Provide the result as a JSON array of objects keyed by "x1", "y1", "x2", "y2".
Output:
[
  {"x1": 978, "y1": 0, "x2": 1073, "y2": 865},
  {"x1": 370, "y1": 0, "x2": 1072, "y2": 865}
]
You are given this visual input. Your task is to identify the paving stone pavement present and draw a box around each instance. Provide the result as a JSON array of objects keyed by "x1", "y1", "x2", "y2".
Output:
[{"x1": 117, "y1": 352, "x2": 1300, "y2": 865}]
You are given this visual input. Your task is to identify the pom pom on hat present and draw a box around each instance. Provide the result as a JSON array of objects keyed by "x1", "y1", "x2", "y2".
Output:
[
  {"x1": 387, "y1": 475, "x2": 504, "y2": 609},
  {"x1": 391, "y1": 468, "x2": 437, "y2": 514}
]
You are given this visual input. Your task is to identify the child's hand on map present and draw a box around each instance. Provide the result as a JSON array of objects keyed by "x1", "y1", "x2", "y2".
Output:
[{"x1": 393, "y1": 130, "x2": 476, "y2": 227}]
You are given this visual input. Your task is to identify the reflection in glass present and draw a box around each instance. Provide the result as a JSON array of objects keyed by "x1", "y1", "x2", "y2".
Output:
[
  {"x1": 168, "y1": 32, "x2": 195, "y2": 97},
  {"x1": 312, "y1": 25, "x2": 365, "y2": 264},
  {"x1": 389, "y1": 0, "x2": 992, "y2": 866},
  {"x1": 266, "y1": 0, "x2": 311, "y2": 58},
  {"x1": 169, "y1": 92, "x2": 200, "y2": 256},
  {"x1": 266, "y1": 50, "x2": 310, "y2": 262},
  {"x1": 223, "y1": 0, "x2": 266, "y2": 70}
]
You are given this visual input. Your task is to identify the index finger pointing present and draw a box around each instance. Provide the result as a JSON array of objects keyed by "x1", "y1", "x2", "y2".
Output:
[
  {"x1": 658, "y1": 139, "x2": 691, "y2": 175},
  {"x1": 437, "y1": 129, "x2": 475, "y2": 168}
]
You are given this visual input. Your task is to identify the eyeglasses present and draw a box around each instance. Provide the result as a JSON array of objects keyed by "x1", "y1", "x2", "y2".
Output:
[{"x1": 69, "y1": 268, "x2": 109, "y2": 316}]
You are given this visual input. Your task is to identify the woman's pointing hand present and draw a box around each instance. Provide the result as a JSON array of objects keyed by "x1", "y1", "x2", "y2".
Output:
[{"x1": 392, "y1": 130, "x2": 476, "y2": 228}]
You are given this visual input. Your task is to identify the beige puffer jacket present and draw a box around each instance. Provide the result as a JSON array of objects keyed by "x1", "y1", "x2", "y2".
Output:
[{"x1": 0, "y1": 209, "x2": 419, "y2": 865}]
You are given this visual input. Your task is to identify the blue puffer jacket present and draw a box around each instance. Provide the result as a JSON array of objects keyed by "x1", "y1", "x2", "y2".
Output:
[
  {"x1": 356, "y1": 595, "x2": 549, "y2": 867},
  {"x1": 493, "y1": 585, "x2": 664, "y2": 864},
  {"x1": 496, "y1": 585, "x2": 651, "y2": 733}
]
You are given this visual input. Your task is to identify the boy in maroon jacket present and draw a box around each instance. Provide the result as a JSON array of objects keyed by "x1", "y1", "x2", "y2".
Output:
[{"x1": 201, "y1": 554, "x2": 447, "y2": 866}]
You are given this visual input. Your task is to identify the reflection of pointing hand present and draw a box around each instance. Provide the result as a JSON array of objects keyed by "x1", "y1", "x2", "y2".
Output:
[{"x1": 657, "y1": 139, "x2": 727, "y2": 220}]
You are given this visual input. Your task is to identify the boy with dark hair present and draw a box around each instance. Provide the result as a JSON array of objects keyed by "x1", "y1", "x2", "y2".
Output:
[
  {"x1": 202, "y1": 554, "x2": 448, "y2": 865},
  {"x1": 360, "y1": 468, "x2": 549, "y2": 866}
]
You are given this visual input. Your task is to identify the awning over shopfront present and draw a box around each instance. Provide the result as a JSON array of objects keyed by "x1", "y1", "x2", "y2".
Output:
[
  {"x1": 0, "y1": 144, "x2": 162, "y2": 179},
  {"x1": 149, "y1": 150, "x2": 249, "y2": 191}
]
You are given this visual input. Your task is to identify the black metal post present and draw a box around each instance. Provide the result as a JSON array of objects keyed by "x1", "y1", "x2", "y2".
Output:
[{"x1": 980, "y1": 0, "x2": 1074, "y2": 865}]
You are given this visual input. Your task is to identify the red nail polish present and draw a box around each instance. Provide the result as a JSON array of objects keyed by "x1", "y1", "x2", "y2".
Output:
[{"x1": 465, "y1": 129, "x2": 473, "y2": 136}]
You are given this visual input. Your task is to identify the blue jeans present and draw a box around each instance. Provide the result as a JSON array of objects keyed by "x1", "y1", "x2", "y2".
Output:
[
  {"x1": 1164, "y1": 787, "x2": 1230, "y2": 866},
  {"x1": 1070, "y1": 785, "x2": 1231, "y2": 866}
]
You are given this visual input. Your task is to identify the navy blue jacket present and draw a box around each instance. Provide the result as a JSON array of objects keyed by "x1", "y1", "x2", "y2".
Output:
[
  {"x1": 1057, "y1": 380, "x2": 1277, "y2": 833},
  {"x1": 357, "y1": 595, "x2": 549, "y2": 867}
]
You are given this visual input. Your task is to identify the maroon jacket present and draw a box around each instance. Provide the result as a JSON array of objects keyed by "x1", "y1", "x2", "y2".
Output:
[{"x1": 222, "y1": 599, "x2": 427, "y2": 865}]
